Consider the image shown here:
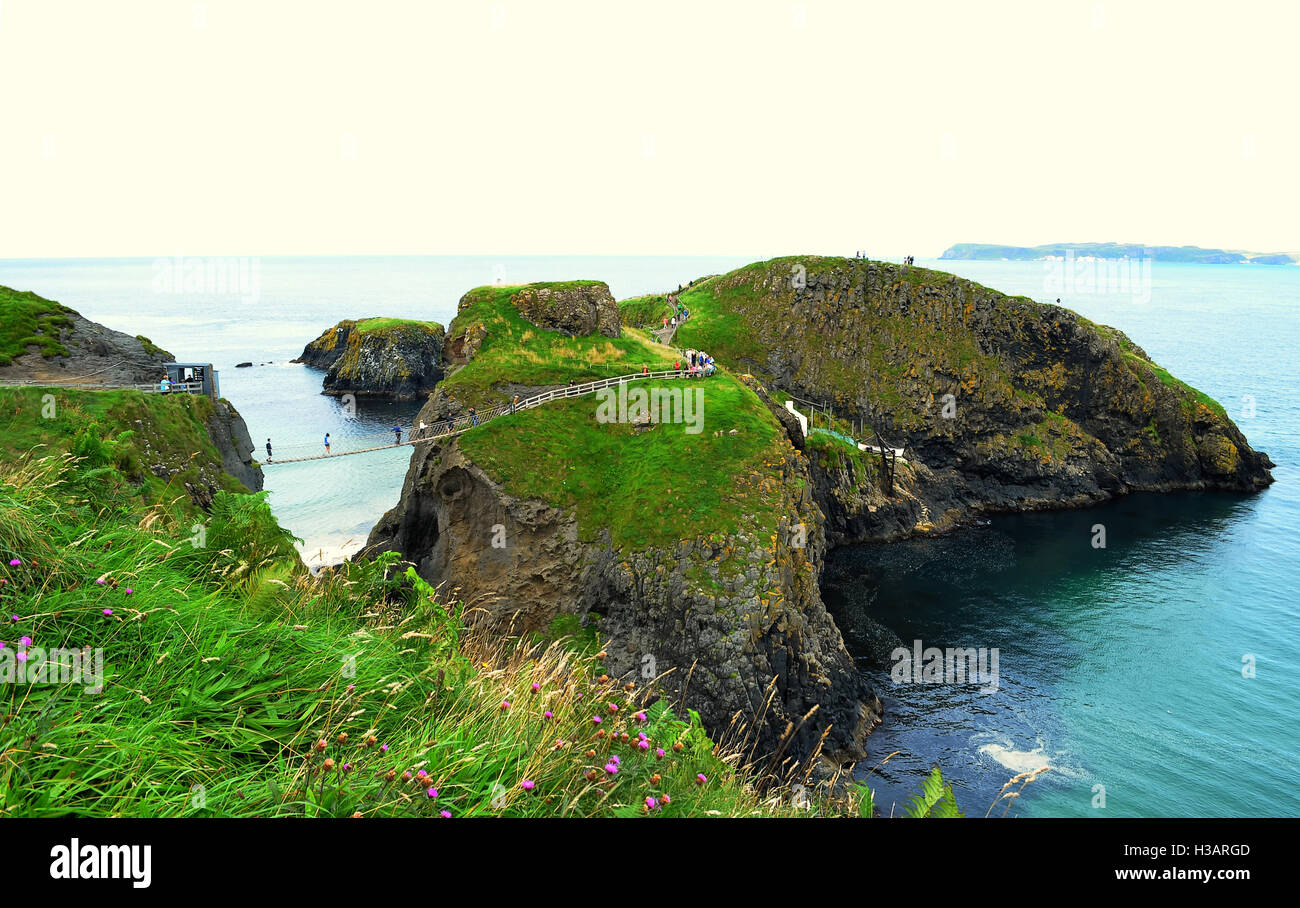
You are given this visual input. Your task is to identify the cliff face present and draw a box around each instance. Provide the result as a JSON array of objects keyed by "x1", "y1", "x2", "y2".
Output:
[
  {"x1": 365, "y1": 415, "x2": 879, "y2": 765},
  {"x1": 675, "y1": 258, "x2": 1273, "y2": 541},
  {"x1": 207, "y1": 399, "x2": 263, "y2": 494},
  {"x1": 509, "y1": 281, "x2": 621, "y2": 339},
  {"x1": 0, "y1": 288, "x2": 174, "y2": 384},
  {"x1": 294, "y1": 318, "x2": 445, "y2": 400}
]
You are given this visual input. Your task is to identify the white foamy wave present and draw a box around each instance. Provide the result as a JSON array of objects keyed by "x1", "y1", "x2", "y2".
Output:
[{"x1": 978, "y1": 742, "x2": 1052, "y2": 775}]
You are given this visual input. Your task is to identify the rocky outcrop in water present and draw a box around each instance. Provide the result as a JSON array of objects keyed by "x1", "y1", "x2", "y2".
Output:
[
  {"x1": 685, "y1": 258, "x2": 1274, "y2": 543},
  {"x1": 294, "y1": 319, "x2": 445, "y2": 400}
]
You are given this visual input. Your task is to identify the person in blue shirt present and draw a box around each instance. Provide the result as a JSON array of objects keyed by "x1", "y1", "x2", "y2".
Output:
[{"x1": 324, "y1": 433, "x2": 331, "y2": 455}]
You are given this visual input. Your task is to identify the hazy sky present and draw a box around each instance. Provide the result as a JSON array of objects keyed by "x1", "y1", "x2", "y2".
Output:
[{"x1": 2, "y1": 0, "x2": 1295, "y2": 258}]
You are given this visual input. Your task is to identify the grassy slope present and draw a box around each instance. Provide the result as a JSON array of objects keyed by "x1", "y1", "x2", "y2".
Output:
[
  {"x1": 439, "y1": 285, "x2": 678, "y2": 410},
  {"x1": 461, "y1": 375, "x2": 787, "y2": 549},
  {"x1": 673, "y1": 256, "x2": 1230, "y2": 451},
  {"x1": 0, "y1": 386, "x2": 248, "y2": 504},
  {"x1": 0, "y1": 428, "x2": 814, "y2": 819},
  {"x1": 0, "y1": 285, "x2": 74, "y2": 365},
  {"x1": 445, "y1": 283, "x2": 797, "y2": 550}
]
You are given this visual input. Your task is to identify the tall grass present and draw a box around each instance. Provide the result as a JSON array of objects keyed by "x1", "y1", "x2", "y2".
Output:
[{"x1": 0, "y1": 454, "x2": 827, "y2": 817}]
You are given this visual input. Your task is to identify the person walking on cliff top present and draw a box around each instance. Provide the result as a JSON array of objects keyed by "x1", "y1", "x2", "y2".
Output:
[
  {"x1": 265, "y1": 438, "x2": 272, "y2": 462},
  {"x1": 323, "y1": 433, "x2": 331, "y2": 455}
]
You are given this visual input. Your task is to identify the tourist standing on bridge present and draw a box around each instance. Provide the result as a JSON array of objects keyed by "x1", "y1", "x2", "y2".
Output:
[
  {"x1": 417, "y1": 420, "x2": 428, "y2": 439},
  {"x1": 266, "y1": 438, "x2": 272, "y2": 462},
  {"x1": 324, "y1": 433, "x2": 331, "y2": 455},
  {"x1": 468, "y1": 406, "x2": 478, "y2": 427},
  {"x1": 510, "y1": 395, "x2": 519, "y2": 414},
  {"x1": 393, "y1": 424, "x2": 403, "y2": 445},
  {"x1": 159, "y1": 375, "x2": 171, "y2": 395}
]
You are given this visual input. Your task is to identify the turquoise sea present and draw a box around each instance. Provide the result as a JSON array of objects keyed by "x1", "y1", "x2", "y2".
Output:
[{"x1": 2, "y1": 254, "x2": 1295, "y2": 817}]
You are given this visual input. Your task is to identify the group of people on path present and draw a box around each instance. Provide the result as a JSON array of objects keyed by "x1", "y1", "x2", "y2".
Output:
[
  {"x1": 674, "y1": 348, "x2": 715, "y2": 377},
  {"x1": 661, "y1": 296, "x2": 690, "y2": 330}
]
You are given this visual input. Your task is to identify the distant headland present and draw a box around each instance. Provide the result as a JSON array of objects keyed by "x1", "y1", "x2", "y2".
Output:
[{"x1": 940, "y1": 242, "x2": 1299, "y2": 265}]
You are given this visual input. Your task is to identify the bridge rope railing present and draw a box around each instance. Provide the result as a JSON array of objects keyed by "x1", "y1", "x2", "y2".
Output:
[{"x1": 263, "y1": 368, "x2": 705, "y2": 464}]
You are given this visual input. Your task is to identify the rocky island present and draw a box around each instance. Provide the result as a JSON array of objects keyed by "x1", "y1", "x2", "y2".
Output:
[
  {"x1": 294, "y1": 316, "x2": 445, "y2": 400},
  {"x1": 361, "y1": 257, "x2": 1273, "y2": 770}
]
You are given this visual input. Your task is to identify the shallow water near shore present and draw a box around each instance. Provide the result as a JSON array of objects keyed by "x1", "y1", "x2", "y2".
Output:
[{"x1": 2, "y1": 254, "x2": 1296, "y2": 817}]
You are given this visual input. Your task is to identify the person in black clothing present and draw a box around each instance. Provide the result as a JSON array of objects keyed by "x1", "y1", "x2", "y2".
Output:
[{"x1": 265, "y1": 438, "x2": 272, "y2": 462}]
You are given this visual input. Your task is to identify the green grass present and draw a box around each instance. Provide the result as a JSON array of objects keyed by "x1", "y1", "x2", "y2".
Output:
[
  {"x1": 672, "y1": 257, "x2": 1008, "y2": 428},
  {"x1": 618, "y1": 293, "x2": 674, "y2": 328},
  {"x1": 354, "y1": 317, "x2": 442, "y2": 335},
  {"x1": 459, "y1": 373, "x2": 787, "y2": 549},
  {"x1": 0, "y1": 285, "x2": 74, "y2": 365},
  {"x1": 0, "y1": 386, "x2": 249, "y2": 506},
  {"x1": 0, "y1": 453, "x2": 826, "y2": 818},
  {"x1": 439, "y1": 284, "x2": 678, "y2": 409}
]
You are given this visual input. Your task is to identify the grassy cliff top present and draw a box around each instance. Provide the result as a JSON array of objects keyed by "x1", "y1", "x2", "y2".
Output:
[
  {"x1": 435, "y1": 282, "x2": 802, "y2": 550},
  {"x1": 439, "y1": 284, "x2": 672, "y2": 408},
  {"x1": 354, "y1": 316, "x2": 443, "y2": 335},
  {"x1": 460, "y1": 373, "x2": 790, "y2": 549},
  {"x1": 0, "y1": 285, "x2": 74, "y2": 365},
  {"x1": 0, "y1": 386, "x2": 248, "y2": 514}
]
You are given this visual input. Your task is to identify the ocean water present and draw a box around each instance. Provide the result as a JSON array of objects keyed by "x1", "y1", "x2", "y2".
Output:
[
  {"x1": 2, "y1": 254, "x2": 1295, "y2": 817},
  {"x1": 826, "y1": 258, "x2": 1300, "y2": 818}
]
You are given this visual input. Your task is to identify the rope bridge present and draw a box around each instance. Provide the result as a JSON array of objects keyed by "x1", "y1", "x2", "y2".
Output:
[{"x1": 262, "y1": 369, "x2": 695, "y2": 465}]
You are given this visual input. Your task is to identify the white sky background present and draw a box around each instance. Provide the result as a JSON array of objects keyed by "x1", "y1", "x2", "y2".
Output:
[{"x1": 1, "y1": 0, "x2": 1295, "y2": 258}]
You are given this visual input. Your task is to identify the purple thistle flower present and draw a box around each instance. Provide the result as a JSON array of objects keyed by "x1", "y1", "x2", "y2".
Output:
[
  {"x1": 656, "y1": 748, "x2": 665, "y2": 758},
  {"x1": 635, "y1": 711, "x2": 647, "y2": 724},
  {"x1": 103, "y1": 609, "x2": 113, "y2": 616},
  {"x1": 604, "y1": 763, "x2": 619, "y2": 775},
  {"x1": 124, "y1": 588, "x2": 133, "y2": 595},
  {"x1": 380, "y1": 743, "x2": 389, "y2": 752},
  {"x1": 426, "y1": 787, "x2": 438, "y2": 799},
  {"x1": 416, "y1": 769, "x2": 428, "y2": 779},
  {"x1": 531, "y1": 682, "x2": 540, "y2": 692},
  {"x1": 696, "y1": 773, "x2": 707, "y2": 785},
  {"x1": 591, "y1": 715, "x2": 602, "y2": 725},
  {"x1": 17, "y1": 651, "x2": 28, "y2": 663},
  {"x1": 637, "y1": 740, "x2": 649, "y2": 751},
  {"x1": 440, "y1": 810, "x2": 451, "y2": 818},
  {"x1": 95, "y1": 579, "x2": 106, "y2": 585},
  {"x1": 19, "y1": 636, "x2": 31, "y2": 647},
  {"x1": 8, "y1": 559, "x2": 20, "y2": 567},
  {"x1": 645, "y1": 796, "x2": 657, "y2": 810},
  {"x1": 521, "y1": 779, "x2": 535, "y2": 791},
  {"x1": 544, "y1": 710, "x2": 553, "y2": 719}
]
